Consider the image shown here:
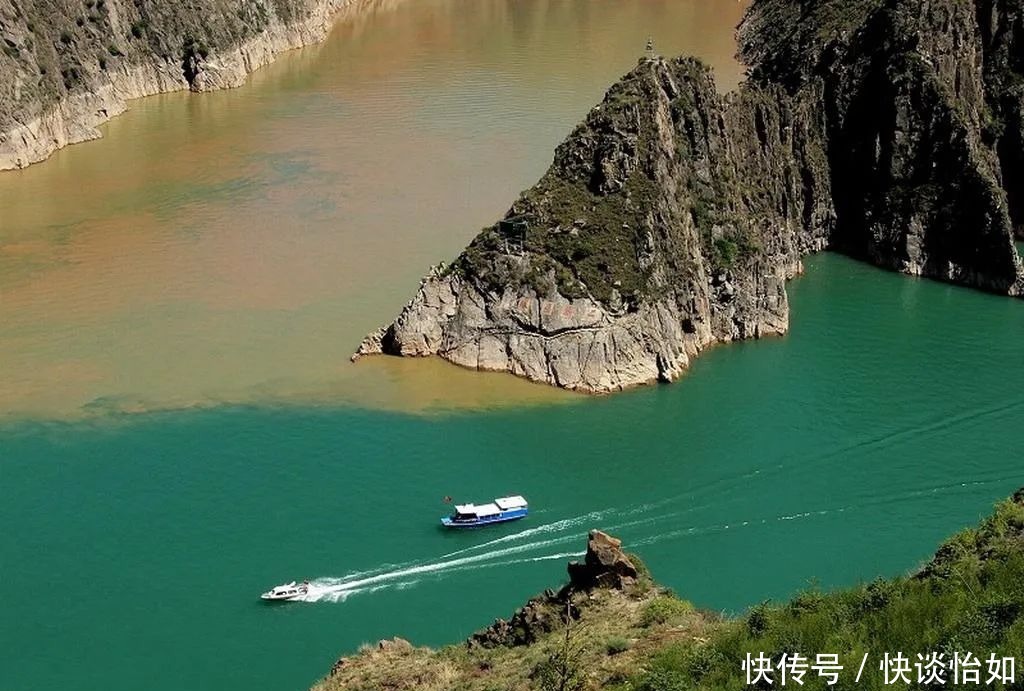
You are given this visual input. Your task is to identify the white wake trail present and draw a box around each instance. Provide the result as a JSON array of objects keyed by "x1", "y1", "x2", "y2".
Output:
[
  {"x1": 296, "y1": 533, "x2": 583, "y2": 603},
  {"x1": 438, "y1": 510, "x2": 611, "y2": 561}
]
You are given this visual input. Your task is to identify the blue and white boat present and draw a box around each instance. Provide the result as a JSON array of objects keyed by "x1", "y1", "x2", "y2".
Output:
[{"x1": 441, "y1": 495, "x2": 528, "y2": 528}]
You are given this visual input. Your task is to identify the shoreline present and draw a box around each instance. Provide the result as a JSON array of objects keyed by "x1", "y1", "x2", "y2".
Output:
[{"x1": 0, "y1": 0, "x2": 380, "y2": 171}]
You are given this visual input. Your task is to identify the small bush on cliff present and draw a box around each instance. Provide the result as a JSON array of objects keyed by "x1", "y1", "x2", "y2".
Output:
[
  {"x1": 605, "y1": 636, "x2": 631, "y2": 655},
  {"x1": 714, "y1": 238, "x2": 739, "y2": 267},
  {"x1": 634, "y1": 641, "x2": 727, "y2": 690},
  {"x1": 640, "y1": 595, "x2": 694, "y2": 627},
  {"x1": 534, "y1": 607, "x2": 586, "y2": 691}
]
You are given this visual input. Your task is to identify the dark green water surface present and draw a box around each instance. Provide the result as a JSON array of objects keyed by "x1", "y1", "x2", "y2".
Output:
[{"x1": 3, "y1": 254, "x2": 1023, "y2": 690}]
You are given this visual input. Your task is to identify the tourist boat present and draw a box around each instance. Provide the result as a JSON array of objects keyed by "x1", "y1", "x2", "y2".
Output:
[
  {"x1": 441, "y1": 495, "x2": 528, "y2": 528},
  {"x1": 260, "y1": 581, "x2": 309, "y2": 601}
]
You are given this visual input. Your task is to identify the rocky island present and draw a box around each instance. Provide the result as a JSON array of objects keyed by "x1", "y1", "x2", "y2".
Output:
[
  {"x1": 315, "y1": 490, "x2": 1024, "y2": 690},
  {"x1": 355, "y1": 0, "x2": 1024, "y2": 393}
]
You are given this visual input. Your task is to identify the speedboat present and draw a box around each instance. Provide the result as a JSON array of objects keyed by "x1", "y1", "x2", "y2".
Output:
[
  {"x1": 441, "y1": 495, "x2": 528, "y2": 528},
  {"x1": 260, "y1": 581, "x2": 309, "y2": 601}
]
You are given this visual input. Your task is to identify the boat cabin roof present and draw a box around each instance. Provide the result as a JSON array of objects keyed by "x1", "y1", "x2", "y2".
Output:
[
  {"x1": 475, "y1": 503, "x2": 501, "y2": 517},
  {"x1": 454, "y1": 502, "x2": 501, "y2": 517},
  {"x1": 454, "y1": 496, "x2": 527, "y2": 516},
  {"x1": 495, "y1": 496, "x2": 527, "y2": 510}
]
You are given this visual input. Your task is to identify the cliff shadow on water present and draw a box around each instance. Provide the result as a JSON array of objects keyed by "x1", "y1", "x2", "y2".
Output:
[{"x1": 355, "y1": 0, "x2": 1024, "y2": 393}]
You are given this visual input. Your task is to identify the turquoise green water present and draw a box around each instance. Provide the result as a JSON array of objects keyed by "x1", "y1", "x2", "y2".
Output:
[{"x1": 3, "y1": 253, "x2": 1023, "y2": 690}]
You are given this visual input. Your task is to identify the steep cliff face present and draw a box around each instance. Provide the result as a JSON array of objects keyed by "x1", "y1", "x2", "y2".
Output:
[
  {"x1": 740, "y1": 0, "x2": 1024, "y2": 289},
  {"x1": 977, "y1": 0, "x2": 1024, "y2": 237},
  {"x1": 356, "y1": 57, "x2": 832, "y2": 392},
  {"x1": 356, "y1": 0, "x2": 1024, "y2": 393},
  {"x1": 0, "y1": 0, "x2": 369, "y2": 169}
]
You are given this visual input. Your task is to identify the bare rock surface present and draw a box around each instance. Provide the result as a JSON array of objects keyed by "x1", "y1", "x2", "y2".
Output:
[
  {"x1": 567, "y1": 530, "x2": 639, "y2": 591},
  {"x1": 468, "y1": 530, "x2": 639, "y2": 650}
]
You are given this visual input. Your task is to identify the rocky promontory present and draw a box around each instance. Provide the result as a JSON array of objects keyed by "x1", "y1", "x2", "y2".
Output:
[
  {"x1": 355, "y1": 0, "x2": 1024, "y2": 393},
  {"x1": 0, "y1": 0, "x2": 385, "y2": 169},
  {"x1": 319, "y1": 529, "x2": 687, "y2": 691}
]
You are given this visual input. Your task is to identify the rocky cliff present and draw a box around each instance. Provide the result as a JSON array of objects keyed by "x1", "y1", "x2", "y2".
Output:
[
  {"x1": 355, "y1": 0, "x2": 1024, "y2": 393},
  {"x1": 0, "y1": 0, "x2": 374, "y2": 169},
  {"x1": 320, "y1": 530, "x2": 677, "y2": 691}
]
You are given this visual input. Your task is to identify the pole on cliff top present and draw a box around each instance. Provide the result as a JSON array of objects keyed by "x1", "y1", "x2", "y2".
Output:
[{"x1": 645, "y1": 37, "x2": 655, "y2": 60}]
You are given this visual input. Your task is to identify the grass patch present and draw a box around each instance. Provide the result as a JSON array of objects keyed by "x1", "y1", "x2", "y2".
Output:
[
  {"x1": 640, "y1": 595, "x2": 695, "y2": 627},
  {"x1": 605, "y1": 636, "x2": 631, "y2": 656}
]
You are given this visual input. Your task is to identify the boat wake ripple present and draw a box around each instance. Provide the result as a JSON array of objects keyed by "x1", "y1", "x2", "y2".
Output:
[
  {"x1": 276, "y1": 468, "x2": 1020, "y2": 605},
  {"x1": 438, "y1": 509, "x2": 612, "y2": 561},
  {"x1": 295, "y1": 534, "x2": 585, "y2": 604}
]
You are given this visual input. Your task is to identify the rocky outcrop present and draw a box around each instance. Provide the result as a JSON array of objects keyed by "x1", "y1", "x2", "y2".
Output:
[
  {"x1": 354, "y1": 57, "x2": 827, "y2": 392},
  {"x1": 0, "y1": 0, "x2": 379, "y2": 169},
  {"x1": 468, "y1": 589, "x2": 579, "y2": 649},
  {"x1": 567, "y1": 530, "x2": 639, "y2": 591},
  {"x1": 469, "y1": 530, "x2": 639, "y2": 649},
  {"x1": 356, "y1": 0, "x2": 1024, "y2": 392}
]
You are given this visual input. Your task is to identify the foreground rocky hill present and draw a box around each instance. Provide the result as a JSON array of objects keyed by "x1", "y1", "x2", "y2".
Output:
[
  {"x1": 315, "y1": 491, "x2": 1024, "y2": 691},
  {"x1": 355, "y1": 0, "x2": 1024, "y2": 392},
  {"x1": 0, "y1": 0, "x2": 378, "y2": 168}
]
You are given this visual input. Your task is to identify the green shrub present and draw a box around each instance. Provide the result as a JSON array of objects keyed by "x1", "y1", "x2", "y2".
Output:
[
  {"x1": 714, "y1": 238, "x2": 738, "y2": 267},
  {"x1": 605, "y1": 636, "x2": 631, "y2": 656},
  {"x1": 640, "y1": 596, "x2": 694, "y2": 627},
  {"x1": 745, "y1": 601, "x2": 771, "y2": 636},
  {"x1": 634, "y1": 644, "x2": 692, "y2": 691}
]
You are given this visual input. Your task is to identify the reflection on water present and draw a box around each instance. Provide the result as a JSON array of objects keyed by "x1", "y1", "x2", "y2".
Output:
[{"x1": 0, "y1": 0, "x2": 749, "y2": 418}]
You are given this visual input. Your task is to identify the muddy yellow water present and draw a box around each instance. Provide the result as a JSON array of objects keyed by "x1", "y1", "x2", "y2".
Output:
[{"x1": 0, "y1": 0, "x2": 749, "y2": 418}]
